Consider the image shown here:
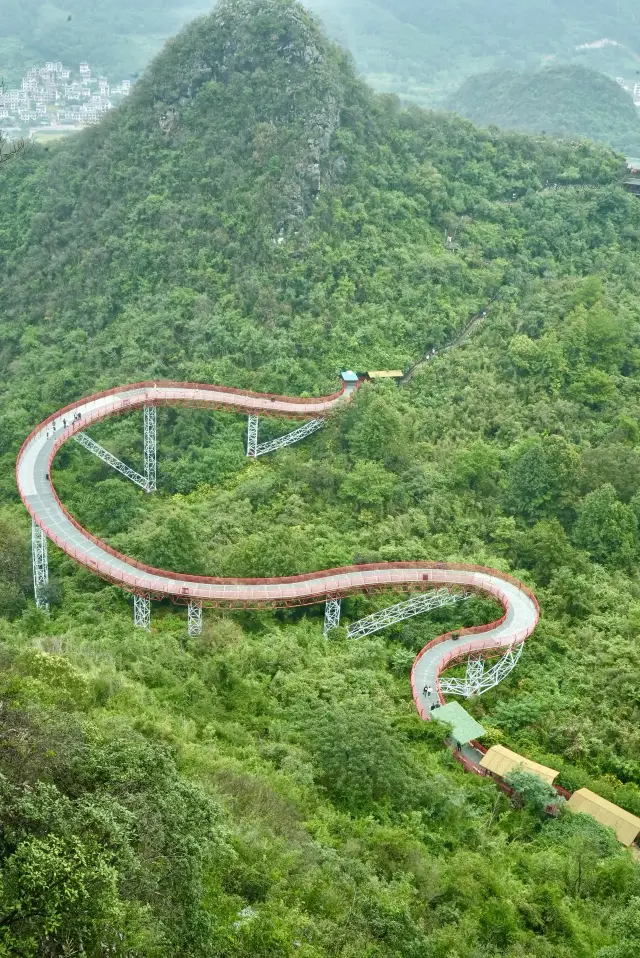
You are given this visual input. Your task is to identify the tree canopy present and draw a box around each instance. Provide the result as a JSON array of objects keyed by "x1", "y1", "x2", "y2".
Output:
[{"x1": 1, "y1": 0, "x2": 640, "y2": 953}]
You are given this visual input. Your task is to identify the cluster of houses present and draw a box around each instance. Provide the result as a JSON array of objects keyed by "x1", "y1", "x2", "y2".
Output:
[{"x1": 0, "y1": 60, "x2": 132, "y2": 141}]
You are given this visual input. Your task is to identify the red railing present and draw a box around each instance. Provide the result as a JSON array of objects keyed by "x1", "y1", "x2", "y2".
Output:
[
  {"x1": 17, "y1": 401, "x2": 545, "y2": 607},
  {"x1": 15, "y1": 378, "x2": 357, "y2": 468},
  {"x1": 14, "y1": 377, "x2": 575, "y2": 814}
]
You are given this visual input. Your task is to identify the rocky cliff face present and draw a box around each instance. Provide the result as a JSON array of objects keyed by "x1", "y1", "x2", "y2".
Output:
[{"x1": 136, "y1": 0, "x2": 353, "y2": 234}]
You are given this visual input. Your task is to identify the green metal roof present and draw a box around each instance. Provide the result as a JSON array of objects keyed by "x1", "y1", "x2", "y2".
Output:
[{"x1": 431, "y1": 701, "x2": 486, "y2": 746}]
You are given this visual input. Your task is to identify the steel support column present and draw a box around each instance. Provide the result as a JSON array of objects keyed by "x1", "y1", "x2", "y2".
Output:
[
  {"x1": 253, "y1": 419, "x2": 324, "y2": 456},
  {"x1": 247, "y1": 415, "x2": 323, "y2": 457},
  {"x1": 74, "y1": 432, "x2": 149, "y2": 490},
  {"x1": 439, "y1": 642, "x2": 523, "y2": 698},
  {"x1": 247, "y1": 415, "x2": 259, "y2": 457},
  {"x1": 188, "y1": 601, "x2": 203, "y2": 636},
  {"x1": 346, "y1": 588, "x2": 471, "y2": 639},
  {"x1": 323, "y1": 598, "x2": 341, "y2": 636},
  {"x1": 144, "y1": 405, "x2": 157, "y2": 493},
  {"x1": 31, "y1": 520, "x2": 49, "y2": 612},
  {"x1": 133, "y1": 595, "x2": 151, "y2": 631}
]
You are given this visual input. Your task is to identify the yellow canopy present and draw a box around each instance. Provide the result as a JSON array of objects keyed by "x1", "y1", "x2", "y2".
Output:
[
  {"x1": 568, "y1": 789, "x2": 640, "y2": 846},
  {"x1": 479, "y1": 744, "x2": 559, "y2": 785},
  {"x1": 366, "y1": 370, "x2": 404, "y2": 379}
]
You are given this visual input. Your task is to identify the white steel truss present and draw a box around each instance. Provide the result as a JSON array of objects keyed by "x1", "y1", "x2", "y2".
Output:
[
  {"x1": 133, "y1": 594, "x2": 151, "y2": 631},
  {"x1": 346, "y1": 588, "x2": 471, "y2": 640},
  {"x1": 144, "y1": 405, "x2": 157, "y2": 493},
  {"x1": 439, "y1": 642, "x2": 523, "y2": 698},
  {"x1": 323, "y1": 598, "x2": 342, "y2": 635},
  {"x1": 247, "y1": 415, "x2": 324, "y2": 458},
  {"x1": 74, "y1": 432, "x2": 151, "y2": 492},
  {"x1": 247, "y1": 415, "x2": 259, "y2": 457},
  {"x1": 31, "y1": 520, "x2": 49, "y2": 612},
  {"x1": 188, "y1": 601, "x2": 203, "y2": 636}
]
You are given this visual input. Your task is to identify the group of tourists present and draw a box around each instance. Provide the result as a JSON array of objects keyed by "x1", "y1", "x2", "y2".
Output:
[{"x1": 45, "y1": 410, "x2": 82, "y2": 439}]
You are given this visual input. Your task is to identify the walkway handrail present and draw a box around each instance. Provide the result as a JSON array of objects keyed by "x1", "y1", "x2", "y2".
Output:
[{"x1": 16, "y1": 377, "x2": 540, "y2": 763}]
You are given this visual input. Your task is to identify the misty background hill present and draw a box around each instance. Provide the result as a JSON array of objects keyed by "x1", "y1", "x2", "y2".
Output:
[
  {"x1": 5, "y1": 0, "x2": 640, "y2": 93},
  {"x1": 311, "y1": 0, "x2": 640, "y2": 105},
  {"x1": 3, "y1": 0, "x2": 640, "y2": 99},
  {"x1": 2, "y1": 0, "x2": 640, "y2": 153},
  {"x1": 0, "y1": 0, "x2": 212, "y2": 84},
  {"x1": 446, "y1": 64, "x2": 640, "y2": 155}
]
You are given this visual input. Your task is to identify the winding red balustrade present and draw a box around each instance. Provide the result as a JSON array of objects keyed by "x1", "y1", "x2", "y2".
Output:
[{"x1": 17, "y1": 378, "x2": 556, "y2": 794}]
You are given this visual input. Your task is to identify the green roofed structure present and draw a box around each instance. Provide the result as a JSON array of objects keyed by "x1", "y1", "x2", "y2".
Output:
[{"x1": 431, "y1": 701, "x2": 486, "y2": 747}]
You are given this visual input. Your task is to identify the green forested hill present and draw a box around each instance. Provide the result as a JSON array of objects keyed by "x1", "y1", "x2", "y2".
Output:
[
  {"x1": 2, "y1": 0, "x2": 640, "y2": 954},
  {"x1": 447, "y1": 64, "x2": 640, "y2": 154}
]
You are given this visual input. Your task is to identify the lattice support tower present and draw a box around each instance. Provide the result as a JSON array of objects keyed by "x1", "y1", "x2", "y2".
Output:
[
  {"x1": 247, "y1": 415, "x2": 259, "y2": 457},
  {"x1": 188, "y1": 601, "x2": 203, "y2": 636},
  {"x1": 247, "y1": 415, "x2": 324, "y2": 458},
  {"x1": 347, "y1": 588, "x2": 471, "y2": 640},
  {"x1": 133, "y1": 594, "x2": 151, "y2": 631},
  {"x1": 439, "y1": 642, "x2": 524, "y2": 698},
  {"x1": 74, "y1": 432, "x2": 150, "y2": 491},
  {"x1": 323, "y1": 598, "x2": 341, "y2": 636},
  {"x1": 144, "y1": 405, "x2": 156, "y2": 493},
  {"x1": 31, "y1": 520, "x2": 49, "y2": 612}
]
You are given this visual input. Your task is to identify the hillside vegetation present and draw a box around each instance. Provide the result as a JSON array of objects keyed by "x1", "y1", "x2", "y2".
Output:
[
  {"x1": 2, "y1": 0, "x2": 640, "y2": 954},
  {"x1": 447, "y1": 64, "x2": 640, "y2": 154}
]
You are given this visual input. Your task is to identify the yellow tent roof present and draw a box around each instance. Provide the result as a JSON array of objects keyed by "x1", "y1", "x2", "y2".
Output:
[
  {"x1": 567, "y1": 789, "x2": 640, "y2": 846},
  {"x1": 367, "y1": 370, "x2": 404, "y2": 379},
  {"x1": 479, "y1": 744, "x2": 559, "y2": 785}
]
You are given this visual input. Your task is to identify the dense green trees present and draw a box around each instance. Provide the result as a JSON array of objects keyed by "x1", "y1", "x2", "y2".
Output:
[
  {"x1": 506, "y1": 436, "x2": 579, "y2": 521},
  {"x1": 1, "y1": 0, "x2": 640, "y2": 952},
  {"x1": 572, "y1": 484, "x2": 638, "y2": 567},
  {"x1": 0, "y1": 663, "x2": 229, "y2": 956}
]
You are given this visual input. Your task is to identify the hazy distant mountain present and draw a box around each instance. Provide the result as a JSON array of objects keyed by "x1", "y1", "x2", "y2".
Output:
[
  {"x1": 2, "y1": 0, "x2": 640, "y2": 102},
  {"x1": 446, "y1": 64, "x2": 640, "y2": 154},
  {"x1": 308, "y1": 0, "x2": 640, "y2": 104},
  {"x1": 0, "y1": 0, "x2": 212, "y2": 83}
]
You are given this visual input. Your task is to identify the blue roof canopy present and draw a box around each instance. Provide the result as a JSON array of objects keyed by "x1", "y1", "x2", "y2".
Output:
[{"x1": 341, "y1": 370, "x2": 359, "y2": 382}]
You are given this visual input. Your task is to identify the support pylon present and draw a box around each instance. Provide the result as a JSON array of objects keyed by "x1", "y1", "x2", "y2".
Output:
[
  {"x1": 346, "y1": 588, "x2": 470, "y2": 639},
  {"x1": 144, "y1": 406, "x2": 156, "y2": 492},
  {"x1": 31, "y1": 520, "x2": 49, "y2": 612},
  {"x1": 74, "y1": 432, "x2": 149, "y2": 490},
  {"x1": 188, "y1": 601, "x2": 203, "y2": 636},
  {"x1": 323, "y1": 598, "x2": 341, "y2": 636},
  {"x1": 439, "y1": 643, "x2": 524, "y2": 698},
  {"x1": 133, "y1": 594, "x2": 151, "y2": 631},
  {"x1": 247, "y1": 415, "x2": 259, "y2": 457}
]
